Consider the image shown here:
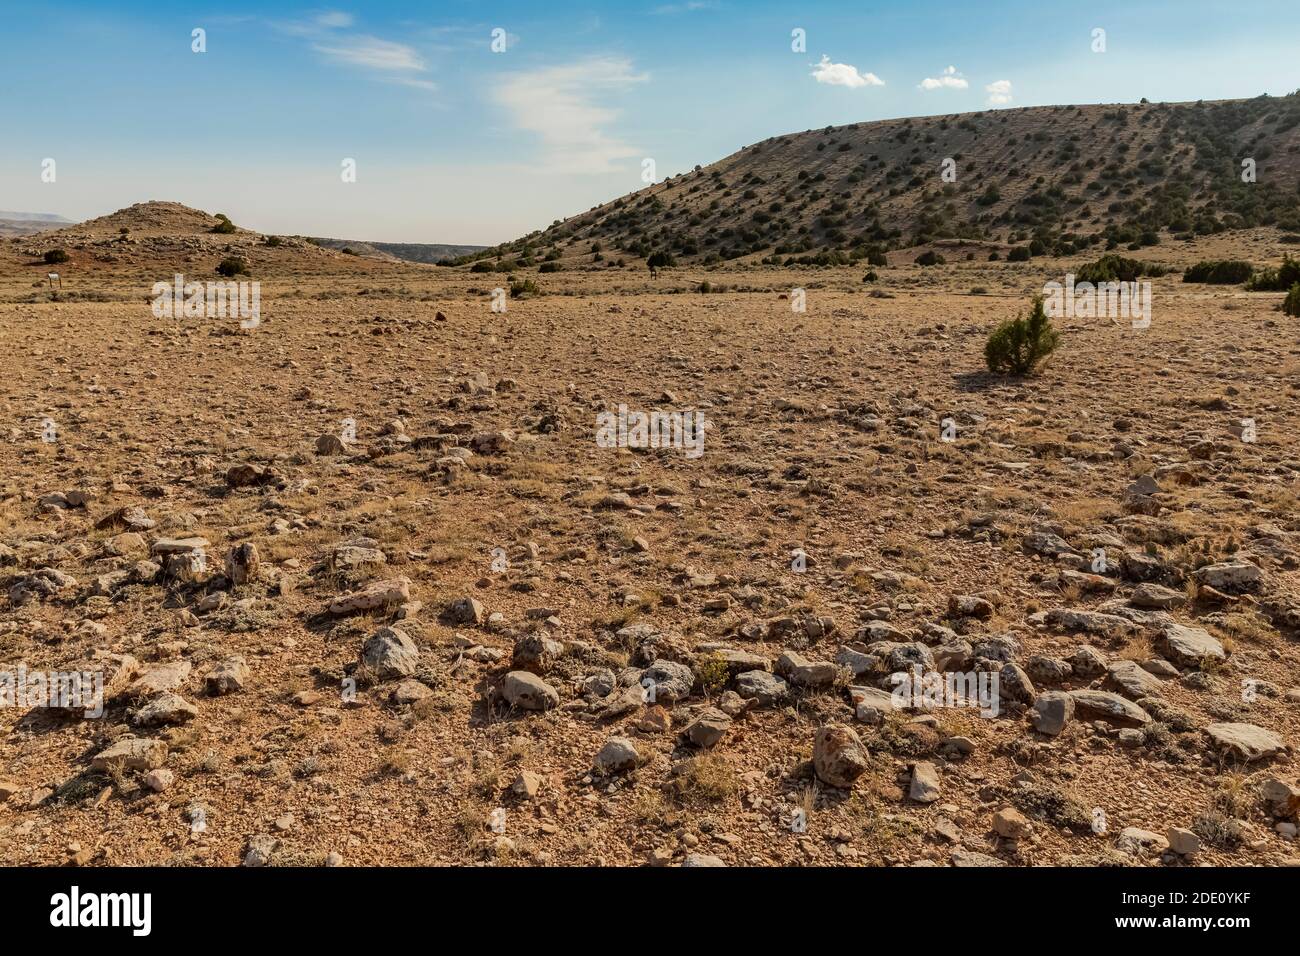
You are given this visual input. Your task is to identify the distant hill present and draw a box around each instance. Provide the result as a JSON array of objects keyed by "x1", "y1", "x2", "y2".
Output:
[
  {"x1": 0, "y1": 211, "x2": 75, "y2": 238},
  {"x1": 309, "y1": 237, "x2": 487, "y2": 265},
  {"x1": 0, "y1": 210, "x2": 73, "y2": 223},
  {"x1": 463, "y1": 93, "x2": 1300, "y2": 269},
  {"x1": 1, "y1": 201, "x2": 399, "y2": 278}
]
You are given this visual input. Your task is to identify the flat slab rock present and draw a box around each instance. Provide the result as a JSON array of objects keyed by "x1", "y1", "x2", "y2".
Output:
[
  {"x1": 326, "y1": 577, "x2": 412, "y2": 616},
  {"x1": 1158, "y1": 623, "x2": 1225, "y2": 668},
  {"x1": 1205, "y1": 722, "x2": 1287, "y2": 762},
  {"x1": 1106, "y1": 660, "x2": 1165, "y2": 700},
  {"x1": 1069, "y1": 689, "x2": 1151, "y2": 726}
]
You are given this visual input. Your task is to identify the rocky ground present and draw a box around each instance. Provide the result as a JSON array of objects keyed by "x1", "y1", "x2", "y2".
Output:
[{"x1": 2, "y1": 228, "x2": 1299, "y2": 867}]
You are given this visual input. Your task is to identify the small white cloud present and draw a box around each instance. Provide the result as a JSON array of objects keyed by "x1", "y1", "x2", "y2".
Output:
[
  {"x1": 652, "y1": 1, "x2": 717, "y2": 12},
  {"x1": 494, "y1": 57, "x2": 648, "y2": 174},
  {"x1": 985, "y1": 79, "x2": 1013, "y2": 106},
  {"x1": 811, "y1": 55, "x2": 884, "y2": 88},
  {"x1": 919, "y1": 65, "x2": 968, "y2": 90},
  {"x1": 314, "y1": 35, "x2": 425, "y2": 73},
  {"x1": 316, "y1": 11, "x2": 353, "y2": 29}
]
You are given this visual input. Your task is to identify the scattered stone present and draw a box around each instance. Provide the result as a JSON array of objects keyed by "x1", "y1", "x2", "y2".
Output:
[
  {"x1": 849, "y1": 685, "x2": 901, "y2": 724},
  {"x1": 734, "y1": 670, "x2": 790, "y2": 707},
  {"x1": 776, "y1": 649, "x2": 838, "y2": 688},
  {"x1": 1106, "y1": 660, "x2": 1165, "y2": 700},
  {"x1": 1193, "y1": 560, "x2": 1262, "y2": 592},
  {"x1": 205, "y1": 656, "x2": 250, "y2": 695},
  {"x1": 593, "y1": 736, "x2": 640, "y2": 774},
  {"x1": 326, "y1": 577, "x2": 411, "y2": 616},
  {"x1": 813, "y1": 724, "x2": 869, "y2": 788},
  {"x1": 1031, "y1": 691, "x2": 1075, "y2": 736},
  {"x1": 683, "y1": 708, "x2": 732, "y2": 748},
  {"x1": 992, "y1": 807, "x2": 1032, "y2": 839},
  {"x1": 92, "y1": 738, "x2": 167, "y2": 772},
  {"x1": 909, "y1": 761, "x2": 941, "y2": 803},
  {"x1": 134, "y1": 692, "x2": 198, "y2": 726},
  {"x1": 502, "y1": 671, "x2": 559, "y2": 711},
  {"x1": 1130, "y1": 583, "x2": 1186, "y2": 610},
  {"x1": 446, "y1": 596, "x2": 485, "y2": 626},
  {"x1": 1158, "y1": 623, "x2": 1226, "y2": 669},
  {"x1": 1069, "y1": 690, "x2": 1151, "y2": 726},
  {"x1": 1204, "y1": 722, "x2": 1286, "y2": 762},
  {"x1": 1167, "y1": 827, "x2": 1200, "y2": 856},
  {"x1": 143, "y1": 769, "x2": 174, "y2": 793}
]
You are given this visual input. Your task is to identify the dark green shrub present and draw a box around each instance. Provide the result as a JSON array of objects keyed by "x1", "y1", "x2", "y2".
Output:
[
  {"x1": 538, "y1": 261, "x2": 562, "y2": 273},
  {"x1": 647, "y1": 250, "x2": 675, "y2": 275},
  {"x1": 862, "y1": 270, "x2": 878, "y2": 282},
  {"x1": 216, "y1": 256, "x2": 248, "y2": 277},
  {"x1": 211, "y1": 214, "x2": 237, "y2": 235},
  {"x1": 264, "y1": 235, "x2": 283, "y2": 247},
  {"x1": 509, "y1": 277, "x2": 539, "y2": 298},
  {"x1": 915, "y1": 250, "x2": 945, "y2": 266},
  {"x1": 984, "y1": 297, "x2": 1059, "y2": 376},
  {"x1": 1074, "y1": 254, "x2": 1154, "y2": 284},
  {"x1": 1182, "y1": 260, "x2": 1253, "y2": 284},
  {"x1": 470, "y1": 261, "x2": 493, "y2": 273},
  {"x1": 867, "y1": 251, "x2": 888, "y2": 266},
  {"x1": 1247, "y1": 256, "x2": 1300, "y2": 291},
  {"x1": 1007, "y1": 246, "x2": 1031, "y2": 262},
  {"x1": 1284, "y1": 283, "x2": 1300, "y2": 317},
  {"x1": 43, "y1": 249, "x2": 69, "y2": 264}
]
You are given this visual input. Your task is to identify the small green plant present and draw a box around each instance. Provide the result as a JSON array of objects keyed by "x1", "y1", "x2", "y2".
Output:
[
  {"x1": 264, "y1": 235, "x2": 283, "y2": 247},
  {"x1": 984, "y1": 296, "x2": 1059, "y2": 376},
  {"x1": 216, "y1": 256, "x2": 248, "y2": 277},
  {"x1": 43, "y1": 248, "x2": 69, "y2": 264},
  {"x1": 694, "y1": 654, "x2": 730, "y2": 696},
  {"x1": 1007, "y1": 245, "x2": 1031, "y2": 262},
  {"x1": 538, "y1": 261, "x2": 562, "y2": 273},
  {"x1": 211, "y1": 214, "x2": 237, "y2": 235},
  {"x1": 509, "y1": 277, "x2": 539, "y2": 298},
  {"x1": 915, "y1": 250, "x2": 945, "y2": 266}
]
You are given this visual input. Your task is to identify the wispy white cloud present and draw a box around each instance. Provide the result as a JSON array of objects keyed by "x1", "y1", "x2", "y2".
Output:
[
  {"x1": 920, "y1": 65, "x2": 968, "y2": 90},
  {"x1": 810, "y1": 54, "x2": 883, "y2": 88},
  {"x1": 272, "y1": 12, "x2": 437, "y2": 90},
  {"x1": 985, "y1": 79, "x2": 1013, "y2": 105},
  {"x1": 494, "y1": 57, "x2": 648, "y2": 174},
  {"x1": 652, "y1": 1, "x2": 718, "y2": 13},
  {"x1": 315, "y1": 11, "x2": 353, "y2": 29},
  {"x1": 314, "y1": 35, "x2": 425, "y2": 73}
]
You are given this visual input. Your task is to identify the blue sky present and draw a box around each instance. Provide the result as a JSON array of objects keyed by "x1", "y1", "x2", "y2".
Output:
[{"x1": 3, "y1": 0, "x2": 1298, "y2": 244}]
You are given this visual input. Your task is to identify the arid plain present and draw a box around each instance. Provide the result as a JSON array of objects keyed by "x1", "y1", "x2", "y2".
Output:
[{"x1": 3, "y1": 129, "x2": 1300, "y2": 868}]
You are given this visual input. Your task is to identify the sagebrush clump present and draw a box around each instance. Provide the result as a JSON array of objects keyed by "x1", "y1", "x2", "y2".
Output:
[
  {"x1": 1247, "y1": 255, "x2": 1300, "y2": 291},
  {"x1": 1284, "y1": 283, "x2": 1300, "y2": 317},
  {"x1": 216, "y1": 256, "x2": 248, "y2": 277},
  {"x1": 984, "y1": 297, "x2": 1059, "y2": 376},
  {"x1": 1183, "y1": 260, "x2": 1254, "y2": 284}
]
